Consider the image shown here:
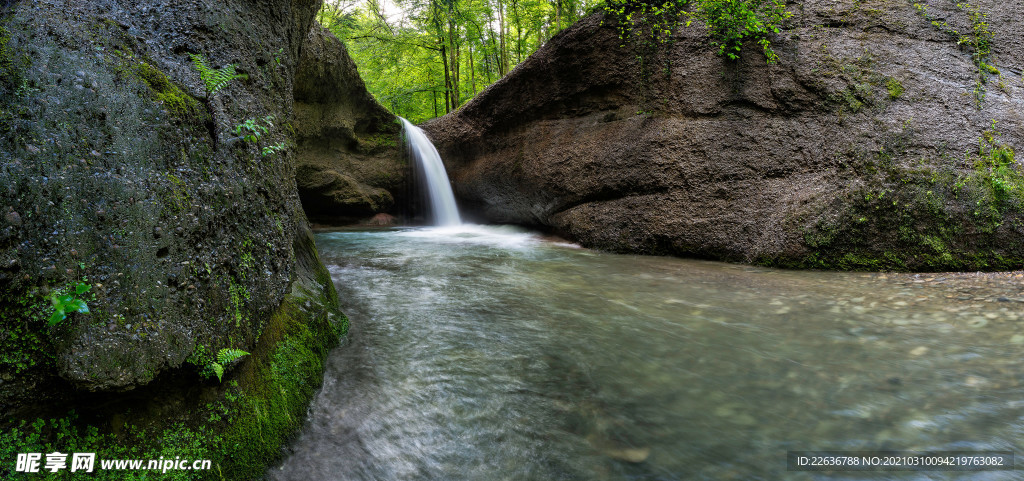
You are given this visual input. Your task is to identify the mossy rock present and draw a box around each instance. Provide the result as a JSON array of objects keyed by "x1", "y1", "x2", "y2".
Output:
[
  {"x1": 132, "y1": 61, "x2": 207, "y2": 124},
  {"x1": 0, "y1": 249, "x2": 346, "y2": 480}
]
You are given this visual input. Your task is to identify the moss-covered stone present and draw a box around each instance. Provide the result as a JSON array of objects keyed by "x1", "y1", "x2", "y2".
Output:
[
  {"x1": 131, "y1": 61, "x2": 207, "y2": 125},
  {"x1": 0, "y1": 229, "x2": 345, "y2": 480},
  {"x1": 766, "y1": 131, "x2": 1024, "y2": 272}
]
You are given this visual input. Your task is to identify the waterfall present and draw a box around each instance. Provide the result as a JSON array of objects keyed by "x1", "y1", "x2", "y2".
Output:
[{"x1": 400, "y1": 117, "x2": 462, "y2": 226}]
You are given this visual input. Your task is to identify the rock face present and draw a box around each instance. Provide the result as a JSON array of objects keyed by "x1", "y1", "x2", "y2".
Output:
[
  {"x1": 0, "y1": 0, "x2": 340, "y2": 437},
  {"x1": 293, "y1": 26, "x2": 407, "y2": 223},
  {"x1": 425, "y1": 0, "x2": 1024, "y2": 270}
]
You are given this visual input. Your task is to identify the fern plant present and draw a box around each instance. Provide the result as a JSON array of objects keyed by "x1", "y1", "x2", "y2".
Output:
[
  {"x1": 207, "y1": 348, "x2": 250, "y2": 382},
  {"x1": 189, "y1": 54, "x2": 247, "y2": 95}
]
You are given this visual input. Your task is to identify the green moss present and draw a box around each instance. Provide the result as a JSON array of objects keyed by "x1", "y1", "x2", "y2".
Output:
[
  {"x1": 886, "y1": 77, "x2": 904, "y2": 99},
  {"x1": 0, "y1": 411, "x2": 219, "y2": 481},
  {"x1": 0, "y1": 287, "x2": 52, "y2": 375},
  {"x1": 0, "y1": 22, "x2": 30, "y2": 97},
  {"x1": 781, "y1": 164, "x2": 1024, "y2": 271},
  {"x1": 218, "y1": 283, "x2": 346, "y2": 479},
  {"x1": 0, "y1": 25, "x2": 13, "y2": 88},
  {"x1": 2, "y1": 260, "x2": 345, "y2": 480},
  {"x1": 132, "y1": 61, "x2": 206, "y2": 123}
]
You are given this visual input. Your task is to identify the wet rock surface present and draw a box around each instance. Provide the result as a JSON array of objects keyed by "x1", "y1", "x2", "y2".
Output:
[
  {"x1": 424, "y1": 0, "x2": 1024, "y2": 271},
  {"x1": 292, "y1": 26, "x2": 408, "y2": 224},
  {"x1": 0, "y1": 0, "x2": 326, "y2": 412}
]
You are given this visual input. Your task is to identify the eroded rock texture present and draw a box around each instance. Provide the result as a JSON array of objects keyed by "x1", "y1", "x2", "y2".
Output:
[
  {"x1": 425, "y1": 1, "x2": 1024, "y2": 270},
  {"x1": 293, "y1": 26, "x2": 406, "y2": 223},
  {"x1": 0, "y1": 0, "x2": 332, "y2": 409}
]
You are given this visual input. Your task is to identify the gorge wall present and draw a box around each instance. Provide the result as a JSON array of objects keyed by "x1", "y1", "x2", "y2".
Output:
[
  {"x1": 424, "y1": 0, "x2": 1024, "y2": 271},
  {"x1": 293, "y1": 26, "x2": 406, "y2": 224},
  {"x1": 0, "y1": 0, "x2": 362, "y2": 477}
]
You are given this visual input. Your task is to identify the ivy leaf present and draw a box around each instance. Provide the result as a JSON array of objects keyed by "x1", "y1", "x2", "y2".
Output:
[
  {"x1": 48, "y1": 309, "x2": 66, "y2": 326},
  {"x1": 75, "y1": 282, "x2": 91, "y2": 295}
]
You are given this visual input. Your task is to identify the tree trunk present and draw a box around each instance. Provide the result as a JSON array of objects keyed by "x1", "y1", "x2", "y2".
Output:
[
  {"x1": 556, "y1": 0, "x2": 562, "y2": 30},
  {"x1": 469, "y1": 43, "x2": 477, "y2": 95},
  {"x1": 497, "y1": 0, "x2": 507, "y2": 75}
]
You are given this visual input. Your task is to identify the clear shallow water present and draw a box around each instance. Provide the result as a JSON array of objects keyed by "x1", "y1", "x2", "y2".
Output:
[{"x1": 270, "y1": 225, "x2": 1024, "y2": 481}]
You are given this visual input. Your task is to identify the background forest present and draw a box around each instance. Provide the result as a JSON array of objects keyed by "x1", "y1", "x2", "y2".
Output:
[{"x1": 317, "y1": 0, "x2": 601, "y2": 122}]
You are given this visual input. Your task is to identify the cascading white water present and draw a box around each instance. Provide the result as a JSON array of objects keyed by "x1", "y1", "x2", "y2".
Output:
[{"x1": 400, "y1": 117, "x2": 461, "y2": 226}]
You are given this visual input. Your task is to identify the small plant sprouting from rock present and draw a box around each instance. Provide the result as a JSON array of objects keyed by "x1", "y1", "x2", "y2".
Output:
[
  {"x1": 207, "y1": 348, "x2": 250, "y2": 383},
  {"x1": 261, "y1": 142, "x2": 288, "y2": 157},
  {"x1": 234, "y1": 115, "x2": 274, "y2": 143},
  {"x1": 911, "y1": 1, "x2": 995, "y2": 105},
  {"x1": 234, "y1": 115, "x2": 290, "y2": 157},
  {"x1": 189, "y1": 53, "x2": 247, "y2": 95},
  {"x1": 973, "y1": 121, "x2": 1019, "y2": 205},
  {"x1": 886, "y1": 77, "x2": 905, "y2": 99},
  {"x1": 47, "y1": 282, "x2": 91, "y2": 326}
]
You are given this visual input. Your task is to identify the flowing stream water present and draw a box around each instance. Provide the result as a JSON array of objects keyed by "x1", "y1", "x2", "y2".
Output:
[{"x1": 271, "y1": 225, "x2": 1024, "y2": 480}]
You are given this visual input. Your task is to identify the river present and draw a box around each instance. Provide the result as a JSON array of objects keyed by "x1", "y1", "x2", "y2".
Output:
[{"x1": 270, "y1": 225, "x2": 1022, "y2": 480}]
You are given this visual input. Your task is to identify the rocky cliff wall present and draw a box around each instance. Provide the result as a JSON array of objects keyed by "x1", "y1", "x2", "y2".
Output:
[
  {"x1": 293, "y1": 26, "x2": 406, "y2": 224},
  {"x1": 425, "y1": 0, "x2": 1024, "y2": 271},
  {"x1": 0, "y1": 0, "x2": 347, "y2": 476}
]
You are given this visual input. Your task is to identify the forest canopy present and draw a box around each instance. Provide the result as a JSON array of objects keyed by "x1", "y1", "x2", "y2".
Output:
[
  {"x1": 318, "y1": 0, "x2": 789, "y2": 123},
  {"x1": 318, "y1": 0, "x2": 601, "y2": 122}
]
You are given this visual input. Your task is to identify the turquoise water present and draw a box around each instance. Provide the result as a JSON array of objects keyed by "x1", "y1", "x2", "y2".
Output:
[{"x1": 270, "y1": 225, "x2": 1023, "y2": 480}]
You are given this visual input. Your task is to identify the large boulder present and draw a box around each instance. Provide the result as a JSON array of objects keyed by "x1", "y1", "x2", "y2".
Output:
[
  {"x1": 424, "y1": 0, "x2": 1024, "y2": 271},
  {"x1": 0, "y1": 0, "x2": 346, "y2": 475},
  {"x1": 293, "y1": 26, "x2": 407, "y2": 223}
]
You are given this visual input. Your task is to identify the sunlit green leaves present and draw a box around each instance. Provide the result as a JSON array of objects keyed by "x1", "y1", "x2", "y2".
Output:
[
  {"x1": 47, "y1": 282, "x2": 91, "y2": 326},
  {"x1": 189, "y1": 54, "x2": 248, "y2": 95},
  {"x1": 690, "y1": 0, "x2": 790, "y2": 63},
  {"x1": 319, "y1": 0, "x2": 599, "y2": 122}
]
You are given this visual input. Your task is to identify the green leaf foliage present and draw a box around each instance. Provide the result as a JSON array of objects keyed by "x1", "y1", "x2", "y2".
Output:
[
  {"x1": 189, "y1": 53, "x2": 247, "y2": 95},
  {"x1": 688, "y1": 0, "x2": 790, "y2": 63},
  {"x1": 217, "y1": 348, "x2": 250, "y2": 365},
  {"x1": 211, "y1": 363, "x2": 225, "y2": 383},
  {"x1": 319, "y1": 0, "x2": 602, "y2": 123},
  {"x1": 47, "y1": 282, "x2": 91, "y2": 326},
  {"x1": 206, "y1": 348, "x2": 250, "y2": 383}
]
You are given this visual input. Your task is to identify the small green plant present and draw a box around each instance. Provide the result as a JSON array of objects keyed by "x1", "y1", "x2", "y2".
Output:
[
  {"x1": 189, "y1": 53, "x2": 247, "y2": 95},
  {"x1": 912, "y1": 1, "x2": 994, "y2": 104},
  {"x1": 207, "y1": 348, "x2": 250, "y2": 382},
  {"x1": 235, "y1": 116, "x2": 289, "y2": 157},
  {"x1": 603, "y1": 0, "x2": 687, "y2": 47},
  {"x1": 47, "y1": 282, "x2": 91, "y2": 326},
  {"x1": 603, "y1": 0, "x2": 790, "y2": 64},
  {"x1": 233, "y1": 115, "x2": 275, "y2": 143},
  {"x1": 261, "y1": 142, "x2": 288, "y2": 157},
  {"x1": 886, "y1": 77, "x2": 904, "y2": 99},
  {"x1": 975, "y1": 121, "x2": 1018, "y2": 203},
  {"x1": 688, "y1": 0, "x2": 791, "y2": 63}
]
